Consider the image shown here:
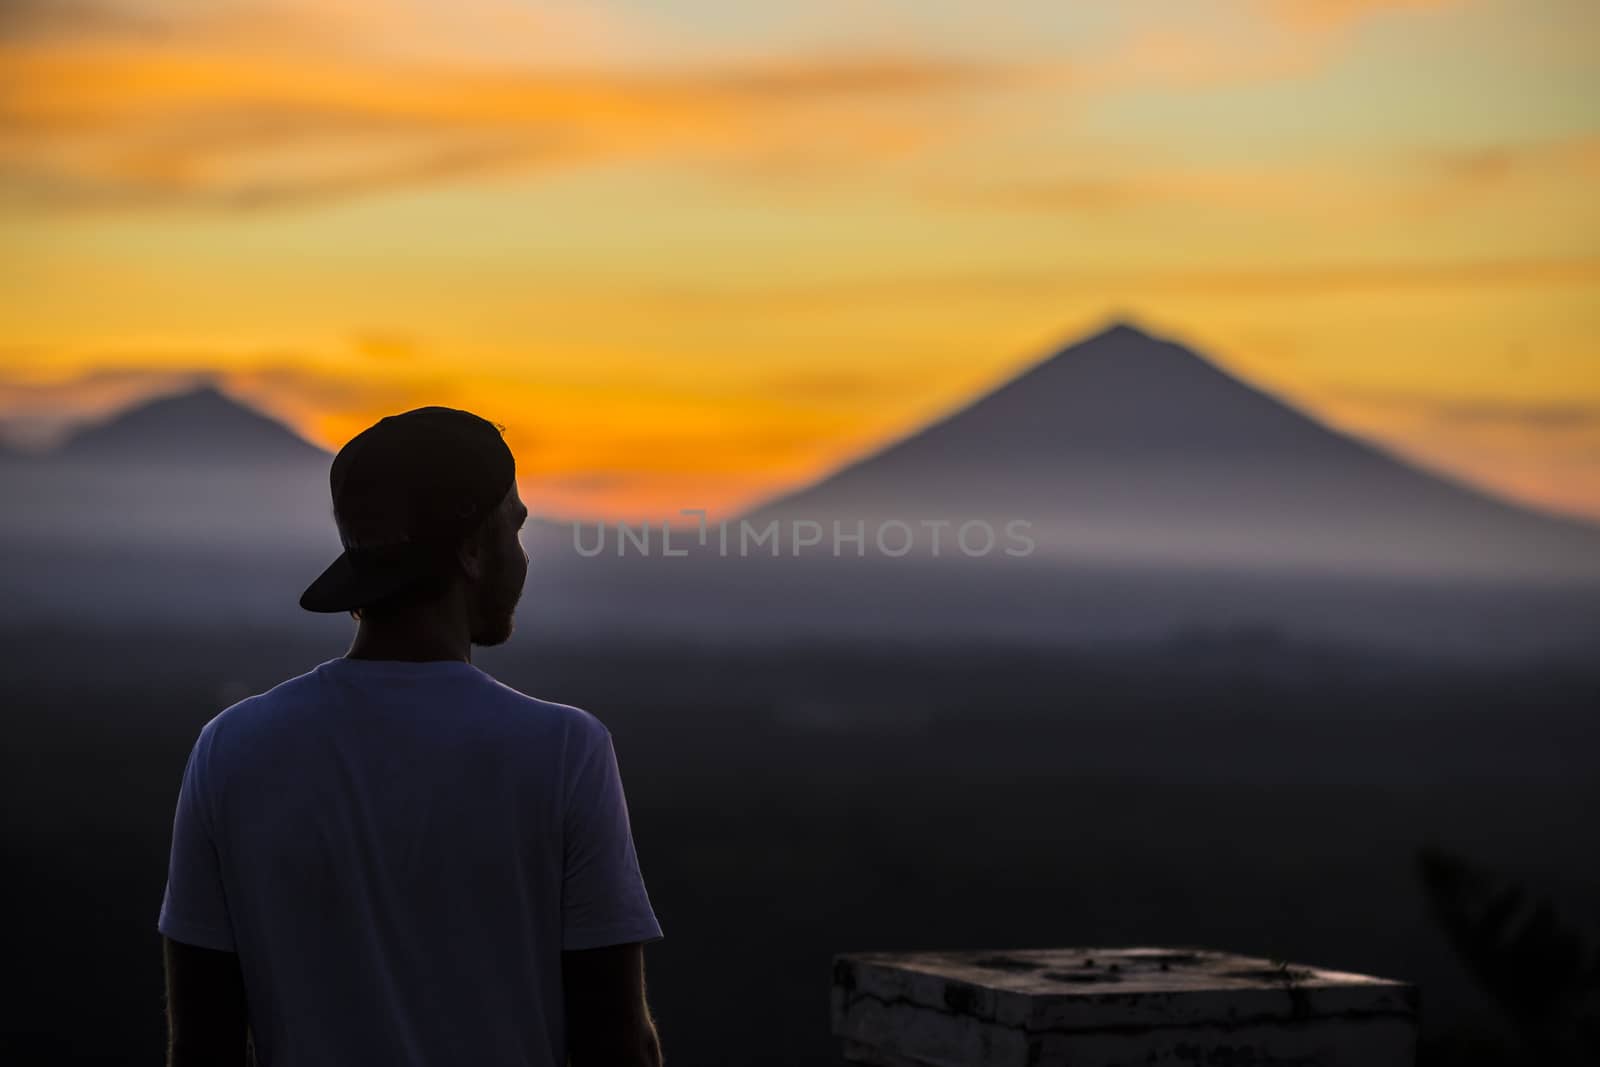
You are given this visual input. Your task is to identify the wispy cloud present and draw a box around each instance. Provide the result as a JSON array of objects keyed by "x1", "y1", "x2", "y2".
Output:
[
  {"x1": 0, "y1": 0, "x2": 1484, "y2": 211},
  {"x1": 617, "y1": 257, "x2": 1600, "y2": 314},
  {"x1": 933, "y1": 163, "x2": 1340, "y2": 214},
  {"x1": 0, "y1": 0, "x2": 166, "y2": 40},
  {"x1": 224, "y1": 360, "x2": 460, "y2": 416},
  {"x1": 935, "y1": 131, "x2": 1600, "y2": 219},
  {"x1": 0, "y1": 364, "x2": 215, "y2": 447},
  {"x1": 1426, "y1": 134, "x2": 1600, "y2": 189},
  {"x1": 1074, "y1": 0, "x2": 1466, "y2": 92},
  {"x1": 758, "y1": 376, "x2": 890, "y2": 408},
  {"x1": 1333, "y1": 387, "x2": 1600, "y2": 432},
  {"x1": 0, "y1": 0, "x2": 1014, "y2": 210},
  {"x1": 1434, "y1": 401, "x2": 1600, "y2": 431},
  {"x1": 1261, "y1": 0, "x2": 1461, "y2": 32}
]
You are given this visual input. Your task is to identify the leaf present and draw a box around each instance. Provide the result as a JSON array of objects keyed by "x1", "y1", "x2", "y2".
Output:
[{"x1": 1417, "y1": 846, "x2": 1600, "y2": 1065}]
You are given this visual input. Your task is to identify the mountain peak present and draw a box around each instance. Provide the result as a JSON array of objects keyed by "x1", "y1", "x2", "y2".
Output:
[
  {"x1": 745, "y1": 320, "x2": 1600, "y2": 578},
  {"x1": 1036, "y1": 319, "x2": 1234, "y2": 385},
  {"x1": 1080, "y1": 318, "x2": 1160, "y2": 346},
  {"x1": 756, "y1": 322, "x2": 1298, "y2": 495},
  {"x1": 56, "y1": 381, "x2": 327, "y2": 464}
]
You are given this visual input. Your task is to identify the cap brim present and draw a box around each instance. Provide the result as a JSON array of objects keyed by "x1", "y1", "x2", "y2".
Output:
[{"x1": 298, "y1": 549, "x2": 428, "y2": 613}]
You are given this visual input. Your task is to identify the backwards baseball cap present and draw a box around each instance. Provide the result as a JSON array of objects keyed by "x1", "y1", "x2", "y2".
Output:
[{"x1": 299, "y1": 405, "x2": 516, "y2": 614}]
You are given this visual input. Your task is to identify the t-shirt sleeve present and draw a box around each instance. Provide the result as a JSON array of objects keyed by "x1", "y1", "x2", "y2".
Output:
[
  {"x1": 157, "y1": 728, "x2": 236, "y2": 952},
  {"x1": 561, "y1": 724, "x2": 663, "y2": 951}
]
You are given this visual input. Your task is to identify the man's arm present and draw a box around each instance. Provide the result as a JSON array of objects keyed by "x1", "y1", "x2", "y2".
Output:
[
  {"x1": 563, "y1": 941, "x2": 663, "y2": 1067},
  {"x1": 163, "y1": 936, "x2": 248, "y2": 1067}
]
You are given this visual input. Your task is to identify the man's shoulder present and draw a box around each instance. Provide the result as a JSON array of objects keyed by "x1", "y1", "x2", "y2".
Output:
[
  {"x1": 472, "y1": 672, "x2": 611, "y2": 744},
  {"x1": 190, "y1": 665, "x2": 327, "y2": 751},
  {"x1": 194, "y1": 661, "x2": 610, "y2": 764},
  {"x1": 206, "y1": 663, "x2": 325, "y2": 721}
]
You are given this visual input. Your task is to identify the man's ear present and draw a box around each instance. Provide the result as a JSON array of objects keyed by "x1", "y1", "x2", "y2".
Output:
[{"x1": 455, "y1": 526, "x2": 488, "y2": 583}]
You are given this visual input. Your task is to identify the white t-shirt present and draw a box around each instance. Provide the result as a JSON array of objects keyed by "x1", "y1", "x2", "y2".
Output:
[{"x1": 158, "y1": 655, "x2": 663, "y2": 1066}]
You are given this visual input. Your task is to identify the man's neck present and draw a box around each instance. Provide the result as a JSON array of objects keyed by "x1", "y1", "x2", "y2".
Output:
[{"x1": 346, "y1": 619, "x2": 472, "y2": 664}]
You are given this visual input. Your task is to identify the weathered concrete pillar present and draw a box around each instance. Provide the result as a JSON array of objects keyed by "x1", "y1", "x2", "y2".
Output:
[{"x1": 832, "y1": 947, "x2": 1417, "y2": 1066}]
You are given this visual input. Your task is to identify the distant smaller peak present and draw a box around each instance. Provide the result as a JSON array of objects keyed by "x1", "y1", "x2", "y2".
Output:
[
  {"x1": 54, "y1": 377, "x2": 327, "y2": 462},
  {"x1": 158, "y1": 381, "x2": 233, "y2": 405}
]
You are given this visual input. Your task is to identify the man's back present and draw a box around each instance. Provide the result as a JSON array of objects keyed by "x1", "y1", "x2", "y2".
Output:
[{"x1": 158, "y1": 656, "x2": 663, "y2": 1066}]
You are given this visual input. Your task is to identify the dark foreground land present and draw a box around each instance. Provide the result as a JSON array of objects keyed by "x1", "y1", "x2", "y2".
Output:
[{"x1": 2, "y1": 623, "x2": 1596, "y2": 1064}]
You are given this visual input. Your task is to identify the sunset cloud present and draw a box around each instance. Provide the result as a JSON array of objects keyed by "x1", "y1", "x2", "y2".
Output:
[
  {"x1": 1322, "y1": 384, "x2": 1600, "y2": 523},
  {"x1": 935, "y1": 164, "x2": 1340, "y2": 214},
  {"x1": 1073, "y1": 0, "x2": 1466, "y2": 92},
  {"x1": 0, "y1": 0, "x2": 1484, "y2": 212},
  {"x1": 0, "y1": 364, "x2": 213, "y2": 447},
  {"x1": 0, "y1": 1, "x2": 1010, "y2": 210},
  {"x1": 1429, "y1": 401, "x2": 1600, "y2": 431},
  {"x1": 1427, "y1": 134, "x2": 1600, "y2": 189},
  {"x1": 611, "y1": 257, "x2": 1600, "y2": 313},
  {"x1": 935, "y1": 131, "x2": 1600, "y2": 222},
  {"x1": 1262, "y1": 0, "x2": 1461, "y2": 31},
  {"x1": 1332, "y1": 387, "x2": 1600, "y2": 432},
  {"x1": 0, "y1": 349, "x2": 459, "y2": 450}
]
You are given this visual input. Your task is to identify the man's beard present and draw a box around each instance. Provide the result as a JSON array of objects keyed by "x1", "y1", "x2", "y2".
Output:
[{"x1": 469, "y1": 552, "x2": 521, "y2": 647}]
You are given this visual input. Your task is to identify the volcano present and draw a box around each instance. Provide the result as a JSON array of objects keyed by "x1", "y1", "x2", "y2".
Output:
[{"x1": 744, "y1": 321, "x2": 1600, "y2": 579}]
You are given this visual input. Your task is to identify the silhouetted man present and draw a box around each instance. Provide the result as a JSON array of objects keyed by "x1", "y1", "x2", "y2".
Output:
[{"x1": 158, "y1": 407, "x2": 664, "y2": 1066}]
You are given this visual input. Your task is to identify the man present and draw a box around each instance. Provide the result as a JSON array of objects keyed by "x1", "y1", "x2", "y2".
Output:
[{"x1": 158, "y1": 406, "x2": 664, "y2": 1066}]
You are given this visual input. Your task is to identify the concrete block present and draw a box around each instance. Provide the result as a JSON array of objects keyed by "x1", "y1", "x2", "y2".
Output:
[{"x1": 831, "y1": 946, "x2": 1417, "y2": 1066}]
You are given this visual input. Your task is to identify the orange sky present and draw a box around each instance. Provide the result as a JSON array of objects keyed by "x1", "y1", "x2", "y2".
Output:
[{"x1": 1, "y1": 0, "x2": 1596, "y2": 521}]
